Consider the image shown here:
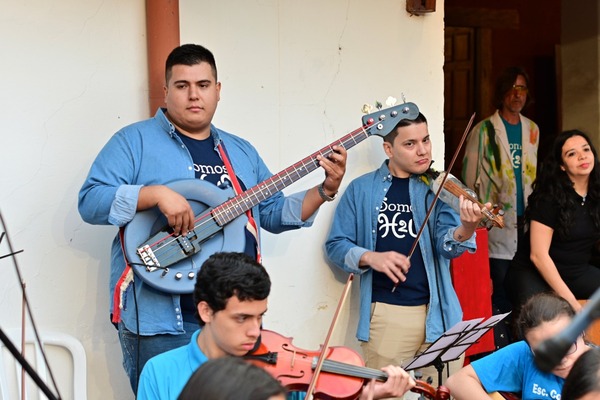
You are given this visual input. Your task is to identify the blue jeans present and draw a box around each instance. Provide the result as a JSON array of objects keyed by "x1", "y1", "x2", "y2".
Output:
[{"x1": 117, "y1": 321, "x2": 197, "y2": 394}]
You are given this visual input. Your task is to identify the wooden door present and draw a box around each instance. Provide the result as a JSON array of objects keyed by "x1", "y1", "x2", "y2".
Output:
[{"x1": 444, "y1": 27, "x2": 475, "y2": 178}]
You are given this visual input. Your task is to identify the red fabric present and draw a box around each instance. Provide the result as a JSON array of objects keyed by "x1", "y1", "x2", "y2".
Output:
[
  {"x1": 112, "y1": 228, "x2": 131, "y2": 323},
  {"x1": 217, "y1": 143, "x2": 262, "y2": 263},
  {"x1": 450, "y1": 227, "x2": 495, "y2": 357}
]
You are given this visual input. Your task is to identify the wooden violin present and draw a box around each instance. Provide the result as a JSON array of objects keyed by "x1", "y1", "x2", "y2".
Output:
[
  {"x1": 245, "y1": 329, "x2": 450, "y2": 400},
  {"x1": 421, "y1": 167, "x2": 505, "y2": 229}
]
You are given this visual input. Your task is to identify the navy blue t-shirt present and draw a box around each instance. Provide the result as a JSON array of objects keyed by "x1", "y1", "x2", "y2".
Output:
[
  {"x1": 179, "y1": 134, "x2": 231, "y2": 186},
  {"x1": 372, "y1": 177, "x2": 429, "y2": 305},
  {"x1": 179, "y1": 133, "x2": 258, "y2": 317}
]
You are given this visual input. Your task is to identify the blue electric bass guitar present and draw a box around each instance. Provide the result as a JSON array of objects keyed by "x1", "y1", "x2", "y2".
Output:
[{"x1": 124, "y1": 102, "x2": 420, "y2": 294}]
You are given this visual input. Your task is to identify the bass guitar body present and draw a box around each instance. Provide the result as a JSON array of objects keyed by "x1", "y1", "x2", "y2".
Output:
[{"x1": 123, "y1": 179, "x2": 247, "y2": 294}]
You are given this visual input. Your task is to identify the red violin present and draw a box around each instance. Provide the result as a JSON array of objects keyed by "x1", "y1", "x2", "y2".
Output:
[{"x1": 245, "y1": 330, "x2": 450, "y2": 400}]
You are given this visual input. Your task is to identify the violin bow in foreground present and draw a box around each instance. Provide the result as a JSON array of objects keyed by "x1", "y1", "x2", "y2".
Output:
[
  {"x1": 305, "y1": 273, "x2": 354, "y2": 399},
  {"x1": 391, "y1": 112, "x2": 476, "y2": 293}
]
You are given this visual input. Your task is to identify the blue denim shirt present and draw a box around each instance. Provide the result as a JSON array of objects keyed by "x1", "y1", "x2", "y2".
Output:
[
  {"x1": 325, "y1": 161, "x2": 477, "y2": 342},
  {"x1": 79, "y1": 108, "x2": 316, "y2": 335}
]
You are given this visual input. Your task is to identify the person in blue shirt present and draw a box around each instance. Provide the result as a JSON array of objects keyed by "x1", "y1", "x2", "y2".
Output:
[
  {"x1": 78, "y1": 43, "x2": 347, "y2": 394},
  {"x1": 325, "y1": 111, "x2": 488, "y2": 390},
  {"x1": 137, "y1": 252, "x2": 416, "y2": 400},
  {"x1": 445, "y1": 292, "x2": 590, "y2": 400}
]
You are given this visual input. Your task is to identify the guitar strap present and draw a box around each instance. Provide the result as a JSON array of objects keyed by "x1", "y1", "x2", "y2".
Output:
[
  {"x1": 112, "y1": 227, "x2": 134, "y2": 323},
  {"x1": 217, "y1": 142, "x2": 262, "y2": 263}
]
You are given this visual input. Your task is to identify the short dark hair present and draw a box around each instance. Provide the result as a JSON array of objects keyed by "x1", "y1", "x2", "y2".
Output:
[
  {"x1": 493, "y1": 66, "x2": 533, "y2": 110},
  {"x1": 562, "y1": 347, "x2": 600, "y2": 400},
  {"x1": 516, "y1": 292, "x2": 575, "y2": 341},
  {"x1": 178, "y1": 356, "x2": 286, "y2": 400},
  {"x1": 193, "y1": 252, "x2": 271, "y2": 326},
  {"x1": 165, "y1": 43, "x2": 218, "y2": 84},
  {"x1": 383, "y1": 112, "x2": 428, "y2": 144}
]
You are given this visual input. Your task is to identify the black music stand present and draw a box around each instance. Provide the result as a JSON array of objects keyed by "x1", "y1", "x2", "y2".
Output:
[
  {"x1": 401, "y1": 312, "x2": 511, "y2": 385},
  {"x1": 0, "y1": 218, "x2": 61, "y2": 400}
]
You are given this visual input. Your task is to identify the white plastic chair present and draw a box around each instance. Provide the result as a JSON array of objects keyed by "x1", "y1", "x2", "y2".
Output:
[{"x1": 0, "y1": 329, "x2": 87, "y2": 400}]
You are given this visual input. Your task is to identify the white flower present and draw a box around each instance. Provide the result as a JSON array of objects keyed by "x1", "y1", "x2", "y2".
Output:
[
  {"x1": 361, "y1": 103, "x2": 373, "y2": 114},
  {"x1": 385, "y1": 96, "x2": 397, "y2": 107}
]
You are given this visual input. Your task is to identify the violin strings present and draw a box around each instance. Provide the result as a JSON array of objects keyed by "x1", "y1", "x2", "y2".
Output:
[{"x1": 320, "y1": 358, "x2": 387, "y2": 381}]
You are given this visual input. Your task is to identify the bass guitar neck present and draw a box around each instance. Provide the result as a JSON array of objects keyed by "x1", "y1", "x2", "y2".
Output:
[{"x1": 124, "y1": 102, "x2": 420, "y2": 294}]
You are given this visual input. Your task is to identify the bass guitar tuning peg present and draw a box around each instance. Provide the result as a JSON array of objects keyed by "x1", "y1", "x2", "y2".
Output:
[{"x1": 361, "y1": 103, "x2": 374, "y2": 114}]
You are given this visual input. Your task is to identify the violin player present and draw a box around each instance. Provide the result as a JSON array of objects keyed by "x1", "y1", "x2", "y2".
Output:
[
  {"x1": 137, "y1": 252, "x2": 416, "y2": 400},
  {"x1": 78, "y1": 43, "x2": 347, "y2": 395},
  {"x1": 325, "y1": 110, "x2": 491, "y2": 396},
  {"x1": 446, "y1": 292, "x2": 590, "y2": 400}
]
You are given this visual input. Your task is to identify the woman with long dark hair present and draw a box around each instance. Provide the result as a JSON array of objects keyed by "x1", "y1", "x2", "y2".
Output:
[{"x1": 506, "y1": 129, "x2": 600, "y2": 313}]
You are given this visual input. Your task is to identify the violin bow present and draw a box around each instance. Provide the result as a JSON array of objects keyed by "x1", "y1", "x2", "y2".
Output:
[
  {"x1": 392, "y1": 112, "x2": 476, "y2": 293},
  {"x1": 305, "y1": 273, "x2": 354, "y2": 399}
]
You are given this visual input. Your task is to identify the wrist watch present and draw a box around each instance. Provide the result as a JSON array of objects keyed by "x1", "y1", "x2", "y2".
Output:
[{"x1": 318, "y1": 182, "x2": 337, "y2": 202}]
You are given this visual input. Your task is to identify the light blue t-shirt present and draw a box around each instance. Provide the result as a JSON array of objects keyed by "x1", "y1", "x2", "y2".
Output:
[
  {"x1": 137, "y1": 329, "x2": 208, "y2": 400},
  {"x1": 472, "y1": 341, "x2": 564, "y2": 399},
  {"x1": 502, "y1": 117, "x2": 524, "y2": 216}
]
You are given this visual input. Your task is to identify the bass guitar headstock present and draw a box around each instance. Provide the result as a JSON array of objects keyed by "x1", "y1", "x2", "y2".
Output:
[{"x1": 361, "y1": 96, "x2": 420, "y2": 138}]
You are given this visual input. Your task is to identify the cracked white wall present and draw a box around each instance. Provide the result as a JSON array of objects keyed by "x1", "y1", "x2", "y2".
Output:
[{"x1": 0, "y1": 1, "x2": 445, "y2": 398}]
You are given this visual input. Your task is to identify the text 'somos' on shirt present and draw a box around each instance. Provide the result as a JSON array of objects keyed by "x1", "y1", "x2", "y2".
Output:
[
  {"x1": 178, "y1": 133, "x2": 258, "y2": 319},
  {"x1": 372, "y1": 176, "x2": 429, "y2": 305}
]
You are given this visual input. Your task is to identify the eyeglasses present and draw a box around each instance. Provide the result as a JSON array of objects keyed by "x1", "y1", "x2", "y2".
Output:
[
  {"x1": 564, "y1": 340, "x2": 579, "y2": 356},
  {"x1": 511, "y1": 85, "x2": 529, "y2": 94}
]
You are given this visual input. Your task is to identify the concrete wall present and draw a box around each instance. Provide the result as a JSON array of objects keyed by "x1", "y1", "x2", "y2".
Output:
[{"x1": 0, "y1": 1, "x2": 445, "y2": 398}]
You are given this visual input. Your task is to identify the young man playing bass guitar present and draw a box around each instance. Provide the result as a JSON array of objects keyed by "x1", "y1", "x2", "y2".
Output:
[{"x1": 78, "y1": 43, "x2": 347, "y2": 395}]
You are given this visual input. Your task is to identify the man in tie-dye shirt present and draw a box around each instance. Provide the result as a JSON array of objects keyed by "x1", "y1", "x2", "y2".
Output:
[{"x1": 462, "y1": 66, "x2": 540, "y2": 348}]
